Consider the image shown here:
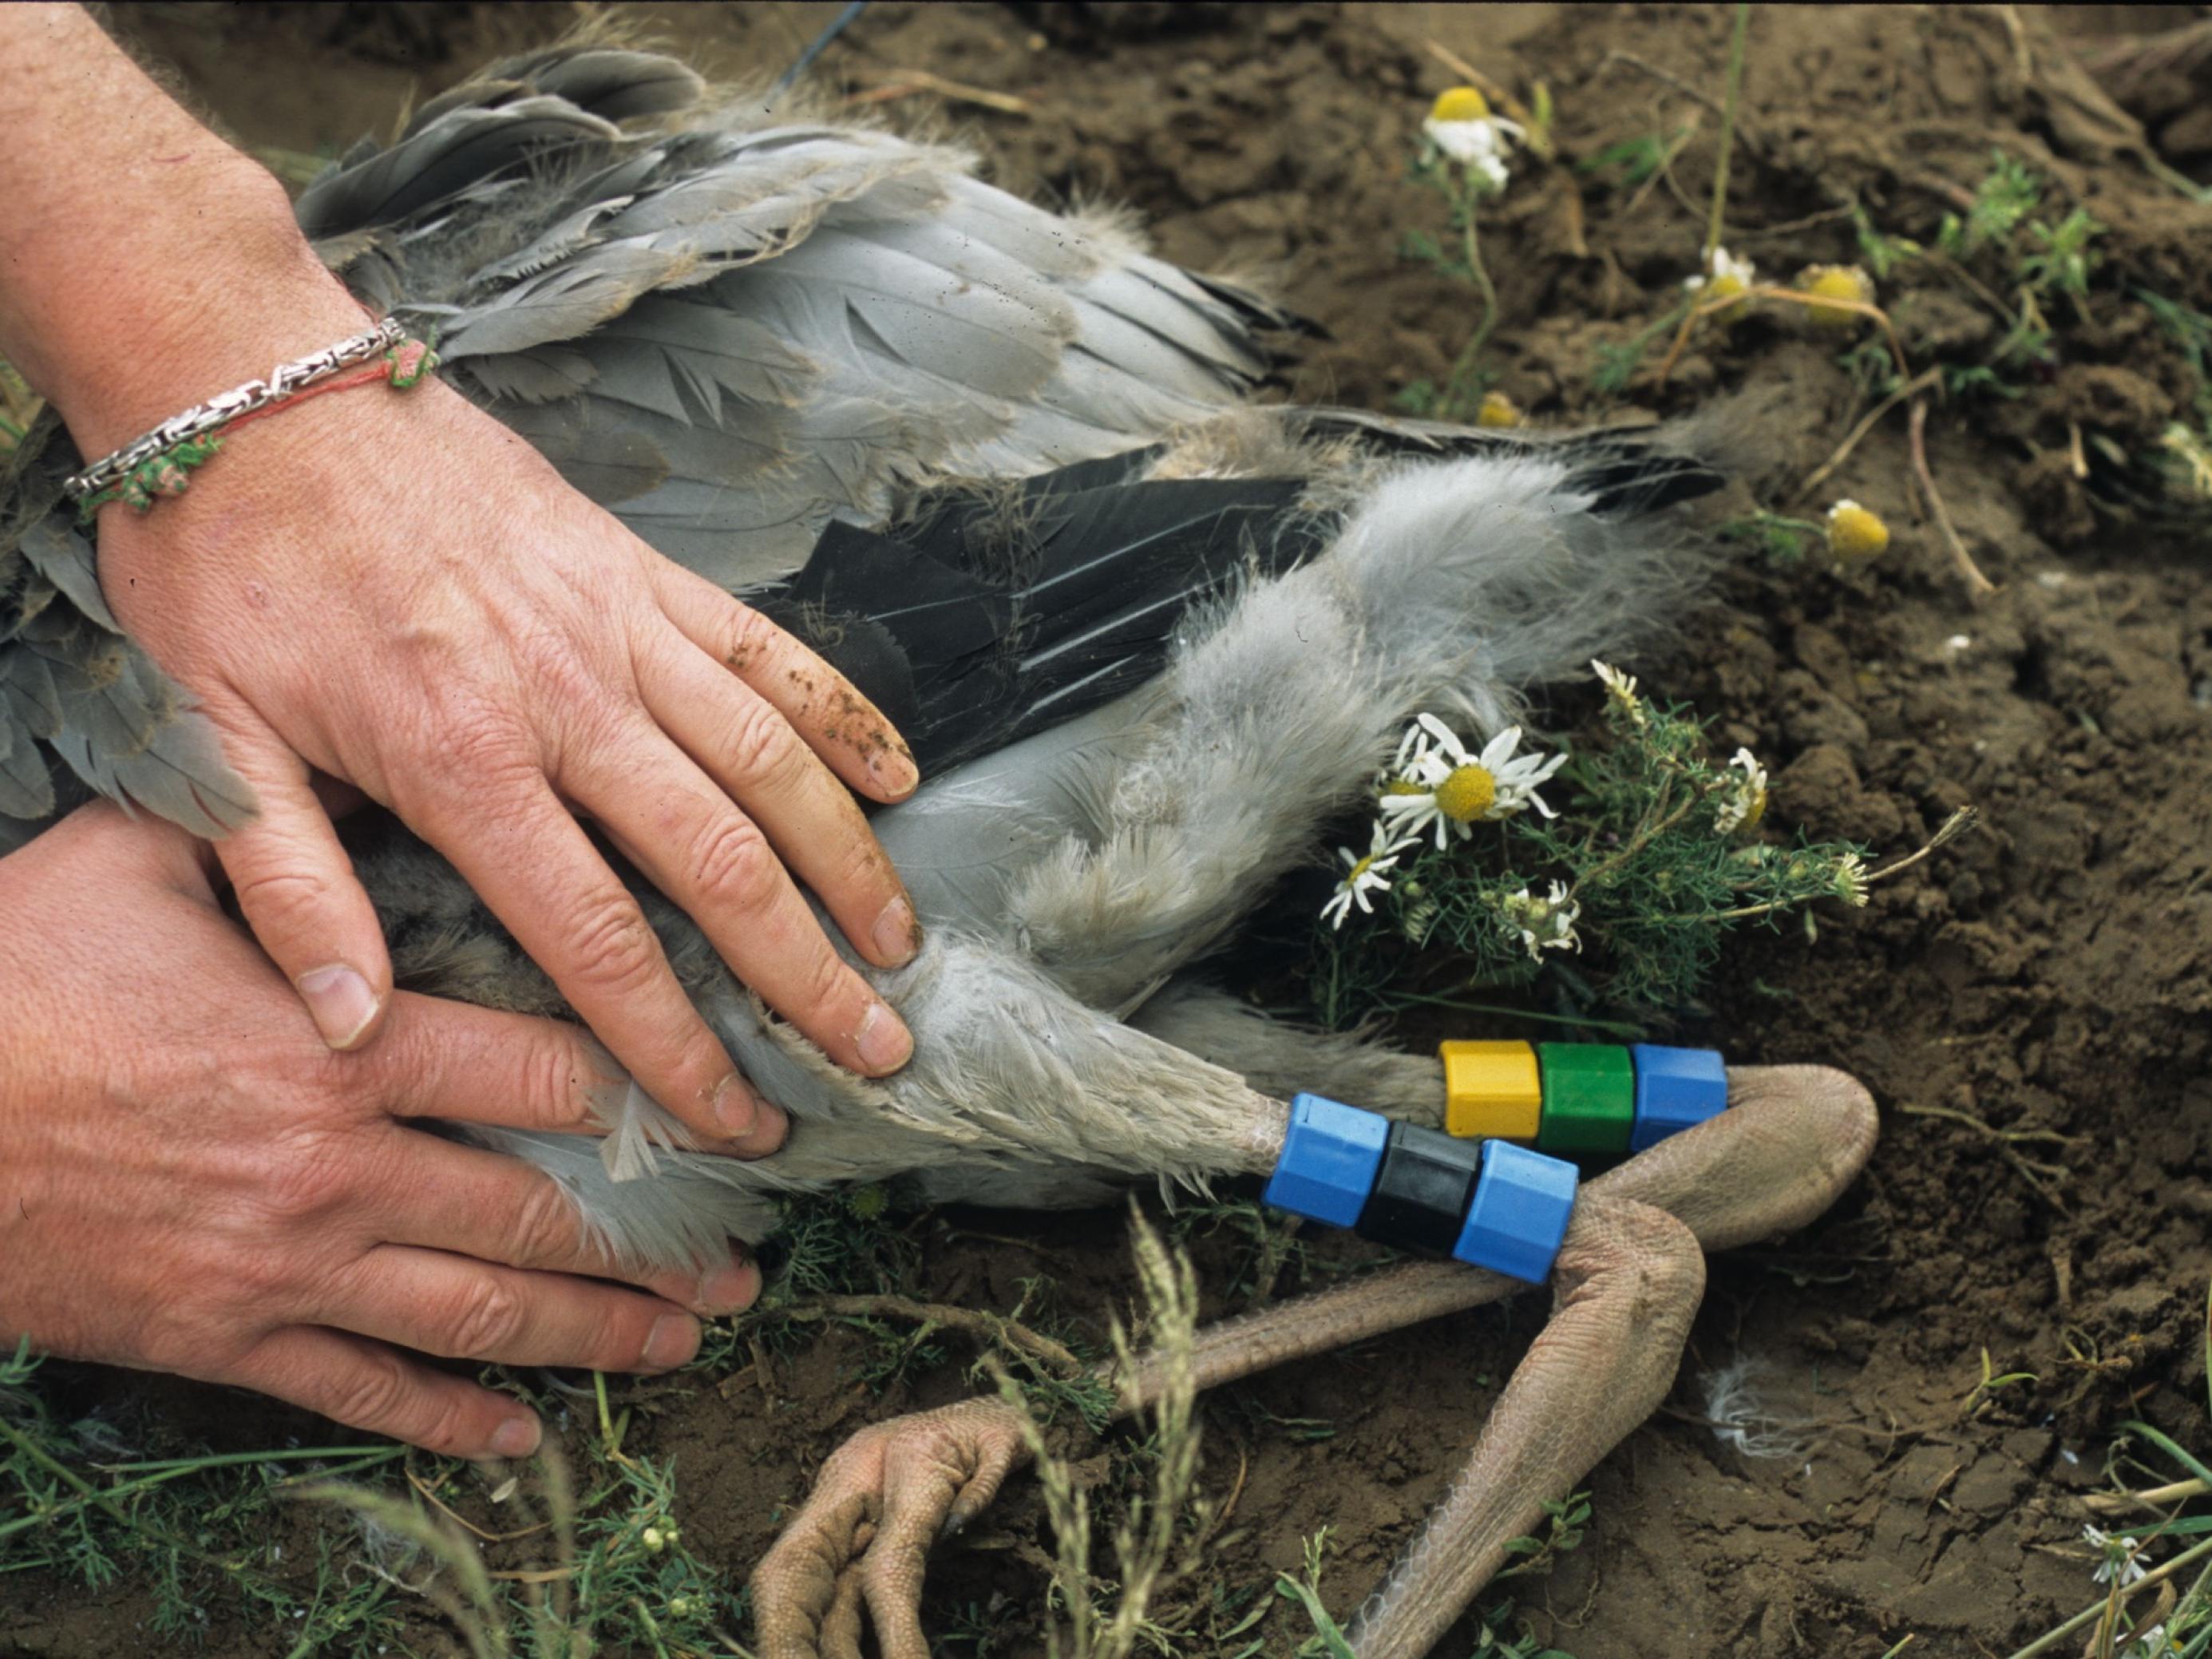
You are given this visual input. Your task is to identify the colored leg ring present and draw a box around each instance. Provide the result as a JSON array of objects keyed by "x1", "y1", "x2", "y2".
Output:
[
  {"x1": 1629, "y1": 1043, "x2": 1730, "y2": 1151},
  {"x1": 1355, "y1": 1122, "x2": 1484, "y2": 1255},
  {"x1": 1454, "y1": 1139, "x2": 1579, "y2": 1284},
  {"x1": 1442, "y1": 1039, "x2": 1542, "y2": 1139},
  {"x1": 1264, "y1": 1097, "x2": 1580, "y2": 1285},
  {"x1": 1536, "y1": 1042, "x2": 1636, "y2": 1154},
  {"x1": 1262, "y1": 1092, "x2": 1389, "y2": 1227}
]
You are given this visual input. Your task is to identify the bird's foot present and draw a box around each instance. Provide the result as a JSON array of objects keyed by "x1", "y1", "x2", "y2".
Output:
[{"x1": 751, "y1": 1396, "x2": 1031, "y2": 1659}]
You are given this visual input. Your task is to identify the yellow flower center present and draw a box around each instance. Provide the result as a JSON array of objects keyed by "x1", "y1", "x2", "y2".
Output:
[
  {"x1": 1740, "y1": 787, "x2": 1767, "y2": 832},
  {"x1": 1476, "y1": 390, "x2": 1523, "y2": 428},
  {"x1": 1345, "y1": 853, "x2": 1375, "y2": 884},
  {"x1": 1430, "y1": 86, "x2": 1490, "y2": 123},
  {"x1": 1434, "y1": 764, "x2": 1497, "y2": 822},
  {"x1": 1802, "y1": 265, "x2": 1874, "y2": 328},
  {"x1": 1826, "y1": 503, "x2": 1890, "y2": 560},
  {"x1": 1382, "y1": 776, "x2": 1427, "y2": 796}
]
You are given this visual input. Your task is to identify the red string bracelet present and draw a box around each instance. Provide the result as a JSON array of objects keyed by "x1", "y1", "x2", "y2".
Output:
[{"x1": 76, "y1": 335, "x2": 440, "y2": 518}]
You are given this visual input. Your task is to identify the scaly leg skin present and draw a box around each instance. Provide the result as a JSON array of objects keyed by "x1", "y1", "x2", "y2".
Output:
[{"x1": 750, "y1": 1066, "x2": 1877, "y2": 1658}]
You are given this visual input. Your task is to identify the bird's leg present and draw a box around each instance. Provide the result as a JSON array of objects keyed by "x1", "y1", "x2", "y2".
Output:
[
  {"x1": 750, "y1": 1066, "x2": 1874, "y2": 1657},
  {"x1": 1341, "y1": 1063, "x2": 1877, "y2": 1653},
  {"x1": 1127, "y1": 978, "x2": 1447, "y2": 1126}
]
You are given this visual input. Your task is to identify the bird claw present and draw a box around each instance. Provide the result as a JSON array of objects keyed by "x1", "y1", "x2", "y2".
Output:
[{"x1": 752, "y1": 1396, "x2": 1034, "y2": 1659}]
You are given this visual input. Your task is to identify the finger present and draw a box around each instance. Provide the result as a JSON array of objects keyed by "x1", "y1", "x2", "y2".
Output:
[
  {"x1": 650, "y1": 560, "x2": 918, "y2": 802},
  {"x1": 424, "y1": 782, "x2": 783, "y2": 1152},
  {"x1": 639, "y1": 633, "x2": 919, "y2": 971},
  {"x1": 330, "y1": 1244, "x2": 700, "y2": 1374},
  {"x1": 231, "y1": 1324, "x2": 543, "y2": 1461},
  {"x1": 370, "y1": 992, "x2": 631, "y2": 1137},
  {"x1": 580, "y1": 731, "x2": 912, "y2": 1080},
  {"x1": 382, "y1": 1127, "x2": 762, "y2": 1315},
  {"x1": 212, "y1": 732, "x2": 394, "y2": 1051}
]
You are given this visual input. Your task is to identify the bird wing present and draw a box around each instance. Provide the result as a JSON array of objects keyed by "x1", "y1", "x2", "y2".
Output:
[
  {"x1": 294, "y1": 43, "x2": 1288, "y2": 586},
  {"x1": 0, "y1": 438, "x2": 255, "y2": 842}
]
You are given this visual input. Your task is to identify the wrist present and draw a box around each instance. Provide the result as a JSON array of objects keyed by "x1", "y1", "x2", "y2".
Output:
[{"x1": 38, "y1": 178, "x2": 376, "y2": 461}]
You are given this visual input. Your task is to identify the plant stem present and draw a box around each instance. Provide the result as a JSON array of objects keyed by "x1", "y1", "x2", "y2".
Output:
[
  {"x1": 1573, "y1": 786, "x2": 1701, "y2": 896},
  {"x1": 1379, "y1": 992, "x2": 1647, "y2": 1039},
  {"x1": 0, "y1": 1412, "x2": 244, "y2": 1573},
  {"x1": 1446, "y1": 184, "x2": 1501, "y2": 414},
  {"x1": 1706, "y1": 2, "x2": 1751, "y2": 261}
]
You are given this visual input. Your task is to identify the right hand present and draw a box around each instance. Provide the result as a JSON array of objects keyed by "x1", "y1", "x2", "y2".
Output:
[{"x1": 0, "y1": 803, "x2": 755, "y2": 1459}]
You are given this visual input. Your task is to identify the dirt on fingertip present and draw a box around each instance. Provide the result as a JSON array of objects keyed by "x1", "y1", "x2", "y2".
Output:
[{"x1": 8, "y1": 4, "x2": 2212, "y2": 1657}]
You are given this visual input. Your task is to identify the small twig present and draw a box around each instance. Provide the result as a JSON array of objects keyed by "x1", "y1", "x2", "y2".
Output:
[
  {"x1": 1865, "y1": 806, "x2": 1978, "y2": 888},
  {"x1": 2083, "y1": 1475, "x2": 2210, "y2": 1515},
  {"x1": 1656, "y1": 284, "x2": 1909, "y2": 387},
  {"x1": 1624, "y1": 112, "x2": 1702, "y2": 220},
  {"x1": 1897, "y1": 1101, "x2": 2081, "y2": 1212},
  {"x1": 1194, "y1": 1443, "x2": 1252, "y2": 1552},
  {"x1": 1733, "y1": 204, "x2": 1858, "y2": 243},
  {"x1": 1908, "y1": 398, "x2": 1998, "y2": 600},
  {"x1": 1924, "y1": 248, "x2": 2013, "y2": 322},
  {"x1": 1793, "y1": 366, "x2": 1943, "y2": 505},
  {"x1": 405, "y1": 1467, "x2": 552, "y2": 1546},
  {"x1": 1995, "y1": 4, "x2": 2034, "y2": 85},
  {"x1": 778, "y1": 1293, "x2": 1084, "y2": 1376},
  {"x1": 1706, "y1": 806, "x2": 1977, "y2": 923},
  {"x1": 1599, "y1": 49, "x2": 1767, "y2": 159},
  {"x1": 844, "y1": 69, "x2": 1032, "y2": 117}
]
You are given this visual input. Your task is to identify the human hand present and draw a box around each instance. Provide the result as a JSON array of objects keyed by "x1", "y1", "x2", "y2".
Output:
[
  {"x1": 79, "y1": 288, "x2": 919, "y2": 1153},
  {"x1": 0, "y1": 804, "x2": 760, "y2": 1459}
]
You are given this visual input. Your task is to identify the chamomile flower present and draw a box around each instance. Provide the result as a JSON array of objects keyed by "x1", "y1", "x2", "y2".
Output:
[
  {"x1": 1422, "y1": 86, "x2": 1523, "y2": 193},
  {"x1": 1713, "y1": 746, "x2": 1768, "y2": 835},
  {"x1": 1378, "y1": 715, "x2": 1565, "y2": 846},
  {"x1": 1476, "y1": 389, "x2": 1524, "y2": 428},
  {"x1": 1592, "y1": 659, "x2": 1648, "y2": 728},
  {"x1": 1323, "y1": 822, "x2": 1418, "y2": 931},
  {"x1": 1798, "y1": 263, "x2": 1876, "y2": 328},
  {"x1": 2163, "y1": 422, "x2": 2212, "y2": 500},
  {"x1": 1826, "y1": 499, "x2": 1890, "y2": 560},
  {"x1": 1685, "y1": 246, "x2": 1757, "y2": 321},
  {"x1": 1501, "y1": 880, "x2": 1583, "y2": 961},
  {"x1": 2083, "y1": 1525, "x2": 2150, "y2": 1588},
  {"x1": 1832, "y1": 850, "x2": 1870, "y2": 907}
]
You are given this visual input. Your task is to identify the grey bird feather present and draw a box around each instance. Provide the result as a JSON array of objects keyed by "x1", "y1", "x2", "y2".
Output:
[{"x1": 1, "y1": 40, "x2": 1759, "y2": 1271}]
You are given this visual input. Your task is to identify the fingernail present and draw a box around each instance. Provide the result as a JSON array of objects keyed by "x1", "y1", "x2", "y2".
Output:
[
  {"x1": 696, "y1": 1257, "x2": 760, "y2": 1313},
  {"x1": 297, "y1": 964, "x2": 380, "y2": 1050},
  {"x1": 871, "y1": 897, "x2": 921, "y2": 967},
  {"x1": 855, "y1": 1000, "x2": 913, "y2": 1074},
  {"x1": 869, "y1": 744, "x2": 919, "y2": 798},
  {"x1": 490, "y1": 1415, "x2": 541, "y2": 1460},
  {"x1": 712, "y1": 1075, "x2": 758, "y2": 1138},
  {"x1": 643, "y1": 1313, "x2": 699, "y2": 1370}
]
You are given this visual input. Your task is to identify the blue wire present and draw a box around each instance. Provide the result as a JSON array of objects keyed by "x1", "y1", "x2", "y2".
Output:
[{"x1": 778, "y1": 2, "x2": 869, "y2": 89}]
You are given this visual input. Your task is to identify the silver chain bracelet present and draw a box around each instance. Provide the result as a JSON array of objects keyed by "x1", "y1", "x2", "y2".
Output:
[{"x1": 62, "y1": 317, "x2": 406, "y2": 502}]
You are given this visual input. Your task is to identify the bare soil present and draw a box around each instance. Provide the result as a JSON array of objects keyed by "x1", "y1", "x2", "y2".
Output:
[{"x1": 8, "y1": 4, "x2": 2212, "y2": 1655}]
